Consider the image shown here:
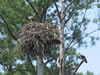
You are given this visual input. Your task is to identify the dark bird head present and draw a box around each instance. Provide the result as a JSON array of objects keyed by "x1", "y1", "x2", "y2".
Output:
[{"x1": 78, "y1": 53, "x2": 88, "y2": 63}]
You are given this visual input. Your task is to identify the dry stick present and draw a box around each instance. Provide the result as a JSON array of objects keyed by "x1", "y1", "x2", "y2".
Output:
[
  {"x1": 73, "y1": 58, "x2": 86, "y2": 75},
  {"x1": 26, "y1": 0, "x2": 40, "y2": 19}
]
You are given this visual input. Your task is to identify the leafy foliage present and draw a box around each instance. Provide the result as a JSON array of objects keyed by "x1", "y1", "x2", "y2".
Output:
[{"x1": 0, "y1": 0, "x2": 100, "y2": 75}]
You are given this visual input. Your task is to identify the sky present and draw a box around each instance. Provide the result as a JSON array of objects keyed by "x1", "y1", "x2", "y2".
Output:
[
  {"x1": 77, "y1": 5, "x2": 100, "y2": 75},
  {"x1": 77, "y1": 42, "x2": 100, "y2": 75}
]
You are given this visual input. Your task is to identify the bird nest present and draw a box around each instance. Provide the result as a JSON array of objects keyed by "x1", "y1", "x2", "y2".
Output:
[{"x1": 18, "y1": 21, "x2": 60, "y2": 56}]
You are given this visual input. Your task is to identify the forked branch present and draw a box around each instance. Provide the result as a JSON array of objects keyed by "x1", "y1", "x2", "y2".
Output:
[{"x1": 64, "y1": 0, "x2": 77, "y2": 14}]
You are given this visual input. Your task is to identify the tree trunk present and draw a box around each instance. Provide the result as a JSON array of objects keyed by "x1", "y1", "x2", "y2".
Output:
[
  {"x1": 36, "y1": 55, "x2": 44, "y2": 75},
  {"x1": 8, "y1": 66, "x2": 13, "y2": 75},
  {"x1": 59, "y1": 0, "x2": 65, "y2": 75}
]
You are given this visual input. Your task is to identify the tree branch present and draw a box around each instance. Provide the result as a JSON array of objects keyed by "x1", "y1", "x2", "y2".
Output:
[
  {"x1": 71, "y1": 29, "x2": 100, "y2": 47},
  {"x1": 64, "y1": 8, "x2": 75, "y2": 26},
  {"x1": 44, "y1": 58, "x2": 55, "y2": 65},
  {"x1": 73, "y1": 61, "x2": 83, "y2": 75},
  {"x1": 73, "y1": 58, "x2": 87, "y2": 75},
  {"x1": 27, "y1": 55, "x2": 36, "y2": 74},
  {"x1": 42, "y1": 61, "x2": 55, "y2": 75},
  {"x1": 0, "y1": 13, "x2": 17, "y2": 41},
  {"x1": 44, "y1": 65, "x2": 55, "y2": 75},
  {"x1": 63, "y1": 0, "x2": 77, "y2": 15},
  {"x1": 78, "y1": 8, "x2": 88, "y2": 30},
  {"x1": 52, "y1": 0, "x2": 61, "y2": 22},
  {"x1": 66, "y1": 8, "x2": 88, "y2": 48},
  {"x1": 26, "y1": 0, "x2": 40, "y2": 19},
  {"x1": 41, "y1": 0, "x2": 50, "y2": 22}
]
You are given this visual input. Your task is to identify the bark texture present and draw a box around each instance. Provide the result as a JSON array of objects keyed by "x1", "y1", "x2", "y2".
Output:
[
  {"x1": 59, "y1": 0, "x2": 65, "y2": 75},
  {"x1": 36, "y1": 56, "x2": 44, "y2": 75}
]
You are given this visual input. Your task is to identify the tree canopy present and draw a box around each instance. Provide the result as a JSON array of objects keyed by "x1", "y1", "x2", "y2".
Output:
[{"x1": 0, "y1": 0, "x2": 100, "y2": 75}]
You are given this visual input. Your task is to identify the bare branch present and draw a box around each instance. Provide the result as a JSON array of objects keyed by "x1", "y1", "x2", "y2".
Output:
[
  {"x1": 73, "y1": 60, "x2": 84, "y2": 75},
  {"x1": 73, "y1": 58, "x2": 87, "y2": 75}
]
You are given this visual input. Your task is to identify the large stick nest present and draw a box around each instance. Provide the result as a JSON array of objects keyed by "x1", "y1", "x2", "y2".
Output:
[{"x1": 18, "y1": 21, "x2": 60, "y2": 56}]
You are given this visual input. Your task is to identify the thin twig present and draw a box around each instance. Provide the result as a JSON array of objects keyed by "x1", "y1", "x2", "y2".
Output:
[
  {"x1": 66, "y1": 7, "x2": 88, "y2": 48},
  {"x1": 71, "y1": 29, "x2": 100, "y2": 47},
  {"x1": 64, "y1": 8, "x2": 75, "y2": 26},
  {"x1": 63, "y1": 0, "x2": 77, "y2": 14},
  {"x1": 78, "y1": 8, "x2": 88, "y2": 30}
]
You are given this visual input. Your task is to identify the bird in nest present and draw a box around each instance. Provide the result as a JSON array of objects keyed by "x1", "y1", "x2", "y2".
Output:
[{"x1": 28, "y1": 16, "x2": 34, "y2": 21}]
